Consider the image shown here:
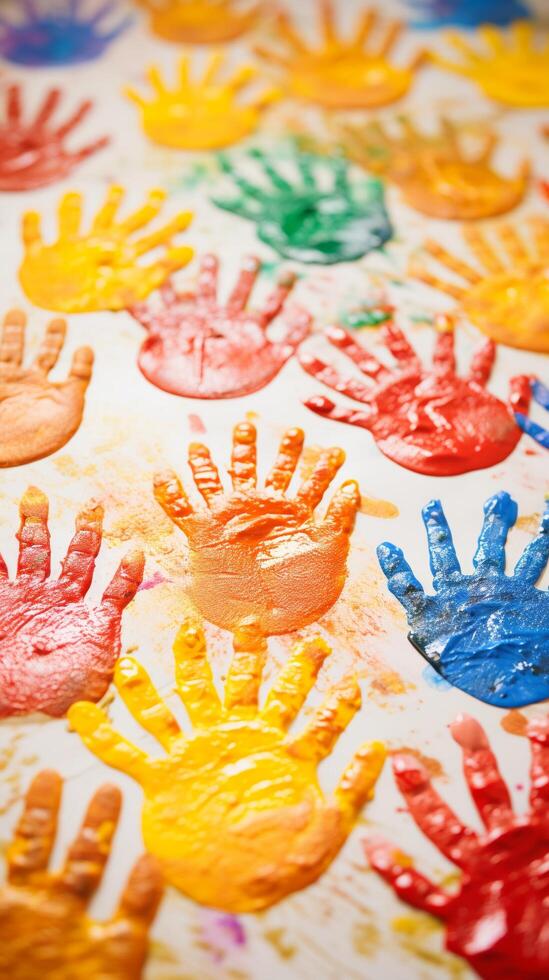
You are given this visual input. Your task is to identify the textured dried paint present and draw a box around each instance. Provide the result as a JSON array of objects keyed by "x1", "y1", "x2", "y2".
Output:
[
  {"x1": 300, "y1": 316, "x2": 526, "y2": 476},
  {"x1": 431, "y1": 21, "x2": 549, "y2": 107},
  {"x1": 378, "y1": 493, "x2": 549, "y2": 707},
  {"x1": 213, "y1": 149, "x2": 393, "y2": 265},
  {"x1": 126, "y1": 53, "x2": 279, "y2": 151},
  {"x1": 365, "y1": 714, "x2": 549, "y2": 979},
  {"x1": 68, "y1": 621, "x2": 386, "y2": 912},
  {"x1": 411, "y1": 219, "x2": 549, "y2": 353},
  {"x1": 153, "y1": 421, "x2": 360, "y2": 634},
  {"x1": 254, "y1": 1, "x2": 424, "y2": 109},
  {"x1": 0, "y1": 487, "x2": 144, "y2": 718},
  {"x1": 0, "y1": 85, "x2": 108, "y2": 191},
  {"x1": 130, "y1": 255, "x2": 311, "y2": 398},
  {"x1": 0, "y1": 309, "x2": 93, "y2": 467},
  {"x1": 19, "y1": 185, "x2": 194, "y2": 314},
  {"x1": 0, "y1": 0, "x2": 132, "y2": 66},
  {"x1": 341, "y1": 115, "x2": 528, "y2": 220},
  {"x1": 0, "y1": 771, "x2": 162, "y2": 979},
  {"x1": 407, "y1": 0, "x2": 529, "y2": 27},
  {"x1": 136, "y1": 0, "x2": 260, "y2": 43},
  {"x1": 515, "y1": 379, "x2": 549, "y2": 450}
]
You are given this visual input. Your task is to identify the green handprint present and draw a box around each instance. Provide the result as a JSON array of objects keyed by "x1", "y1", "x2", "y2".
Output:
[{"x1": 212, "y1": 148, "x2": 393, "y2": 264}]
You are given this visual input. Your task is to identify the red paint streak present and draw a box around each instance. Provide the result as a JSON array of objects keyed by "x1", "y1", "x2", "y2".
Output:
[
  {"x1": 364, "y1": 714, "x2": 549, "y2": 978},
  {"x1": 0, "y1": 85, "x2": 108, "y2": 191},
  {"x1": 0, "y1": 488, "x2": 144, "y2": 718},
  {"x1": 130, "y1": 255, "x2": 311, "y2": 399}
]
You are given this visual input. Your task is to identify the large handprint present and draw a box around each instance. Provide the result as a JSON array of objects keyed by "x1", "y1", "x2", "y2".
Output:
[
  {"x1": 340, "y1": 114, "x2": 528, "y2": 220},
  {"x1": 365, "y1": 714, "x2": 549, "y2": 979},
  {"x1": 0, "y1": 771, "x2": 162, "y2": 979},
  {"x1": 19, "y1": 185, "x2": 193, "y2": 313},
  {"x1": 213, "y1": 148, "x2": 393, "y2": 264},
  {"x1": 0, "y1": 85, "x2": 108, "y2": 191},
  {"x1": 0, "y1": 309, "x2": 93, "y2": 467},
  {"x1": 125, "y1": 52, "x2": 279, "y2": 150},
  {"x1": 515, "y1": 379, "x2": 549, "y2": 450},
  {"x1": 0, "y1": 487, "x2": 144, "y2": 718},
  {"x1": 300, "y1": 316, "x2": 527, "y2": 476},
  {"x1": 410, "y1": 219, "x2": 549, "y2": 353},
  {"x1": 130, "y1": 254, "x2": 311, "y2": 397},
  {"x1": 135, "y1": 0, "x2": 260, "y2": 44},
  {"x1": 431, "y1": 20, "x2": 549, "y2": 107},
  {"x1": 254, "y1": 1, "x2": 424, "y2": 109},
  {"x1": 69, "y1": 621, "x2": 385, "y2": 912},
  {"x1": 0, "y1": 0, "x2": 132, "y2": 66},
  {"x1": 154, "y1": 421, "x2": 360, "y2": 634},
  {"x1": 377, "y1": 493, "x2": 549, "y2": 707}
]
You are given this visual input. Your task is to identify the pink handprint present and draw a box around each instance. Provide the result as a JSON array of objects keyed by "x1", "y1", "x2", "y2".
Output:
[{"x1": 130, "y1": 254, "x2": 311, "y2": 398}]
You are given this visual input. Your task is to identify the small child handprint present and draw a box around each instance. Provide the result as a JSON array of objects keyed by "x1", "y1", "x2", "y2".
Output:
[
  {"x1": 130, "y1": 254, "x2": 311, "y2": 398},
  {"x1": 69, "y1": 619, "x2": 386, "y2": 912},
  {"x1": 378, "y1": 492, "x2": 549, "y2": 707},
  {"x1": 0, "y1": 0, "x2": 132, "y2": 67}
]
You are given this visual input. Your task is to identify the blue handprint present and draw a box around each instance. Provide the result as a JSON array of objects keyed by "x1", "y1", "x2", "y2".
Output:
[
  {"x1": 213, "y1": 148, "x2": 393, "y2": 265},
  {"x1": 377, "y1": 492, "x2": 549, "y2": 708},
  {"x1": 515, "y1": 378, "x2": 549, "y2": 450},
  {"x1": 407, "y1": 0, "x2": 529, "y2": 28},
  {"x1": 0, "y1": 1, "x2": 132, "y2": 67}
]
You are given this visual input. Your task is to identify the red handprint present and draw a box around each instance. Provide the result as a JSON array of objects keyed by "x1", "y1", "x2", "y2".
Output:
[
  {"x1": 365, "y1": 714, "x2": 549, "y2": 979},
  {"x1": 0, "y1": 84, "x2": 108, "y2": 191},
  {"x1": 130, "y1": 254, "x2": 311, "y2": 398},
  {"x1": 0, "y1": 487, "x2": 144, "y2": 718},
  {"x1": 300, "y1": 316, "x2": 529, "y2": 475}
]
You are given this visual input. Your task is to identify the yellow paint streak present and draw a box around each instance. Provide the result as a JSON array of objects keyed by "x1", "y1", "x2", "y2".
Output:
[{"x1": 360, "y1": 494, "x2": 399, "y2": 518}]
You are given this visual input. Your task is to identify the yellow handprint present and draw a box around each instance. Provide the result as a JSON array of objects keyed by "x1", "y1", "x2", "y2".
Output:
[
  {"x1": 431, "y1": 21, "x2": 549, "y2": 108},
  {"x1": 410, "y1": 218, "x2": 549, "y2": 353},
  {"x1": 68, "y1": 620, "x2": 385, "y2": 912},
  {"x1": 254, "y1": 1, "x2": 424, "y2": 110},
  {"x1": 125, "y1": 52, "x2": 279, "y2": 150},
  {"x1": 135, "y1": 0, "x2": 260, "y2": 44},
  {"x1": 19, "y1": 186, "x2": 194, "y2": 313},
  {"x1": 340, "y1": 115, "x2": 528, "y2": 220}
]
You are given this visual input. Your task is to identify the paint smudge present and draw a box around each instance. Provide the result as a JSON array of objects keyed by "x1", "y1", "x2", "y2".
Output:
[
  {"x1": 126, "y1": 52, "x2": 278, "y2": 150},
  {"x1": 411, "y1": 219, "x2": 549, "y2": 353},
  {"x1": 342, "y1": 115, "x2": 527, "y2": 220},
  {"x1": 365, "y1": 714, "x2": 549, "y2": 979},
  {"x1": 360, "y1": 495, "x2": 399, "y2": 519},
  {"x1": 188, "y1": 413, "x2": 206, "y2": 435},
  {"x1": 500, "y1": 709, "x2": 528, "y2": 736},
  {"x1": 213, "y1": 148, "x2": 393, "y2": 265},
  {"x1": 0, "y1": 309, "x2": 93, "y2": 468},
  {"x1": 378, "y1": 492, "x2": 549, "y2": 708},
  {"x1": 198, "y1": 911, "x2": 246, "y2": 962},
  {"x1": 19, "y1": 186, "x2": 193, "y2": 314},
  {"x1": 138, "y1": 570, "x2": 169, "y2": 592},
  {"x1": 130, "y1": 256, "x2": 311, "y2": 399},
  {"x1": 390, "y1": 747, "x2": 445, "y2": 779},
  {"x1": 140, "y1": 0, "x2": 259, "y2": 44},
  {"x1": 515, "y1": 379, "x2": 549, "y2": 449},
  {"x1": 422, "y1": 665, "x2": 451, "y2": 691},
  {"x1": 301, "y1": 317, "x2": 525, "y2": 476},
  {"x1": 68, "y1": 620, "x2": 386, "y2": 912},
  {"x1": 254, "y1": 3, "x2": 424, "y2": 109},
  {"x1": 0, "y1": 487, "x2": 144, "y2": 718},
  {"x1": 432, "y1": 22, "x2": 549, "y2": 108},
  {"x1": 153, "y1": 421, "x2": 361, "y2": 635},
  {"x1": 0, "y1": 771, "x2": 162, "y2": 978},
  {"x1": 263, "y1": 928, "x2": 296, "y2": 960},
  {"x1": 391, "y1": 914, "x2": 465, "y2": 977},
  {"x1": 0, "y1": 0, "x2": 132, "y2": 67}
]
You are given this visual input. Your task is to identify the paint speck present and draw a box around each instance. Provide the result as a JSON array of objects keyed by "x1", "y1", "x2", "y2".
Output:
[
  {"x1": 138, "y1": 570, "x2": 169, "y2": 592},
  {"x1": 501, "y1": 709, "x2": 528, "y2": 736},
  {"x1": 188, "y1": 413, "x2": 206, "y2": 435},
  {"x1": 360, "y1": 494, "x2": 399, "y2": 518}
]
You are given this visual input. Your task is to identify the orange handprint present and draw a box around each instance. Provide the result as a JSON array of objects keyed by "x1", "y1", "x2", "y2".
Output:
[
  {"x1": 431, "y1": 21, "x2": 549, "y2": 107},
  {"x1": 19, "y1": 186, "x2": 193, "y2": 313},
  {"x1": 68, "y1": 621, "x2": 385, "y2": 912},
  {"x1": 135, "y1": 0, "x2": 260, "y2": 44},
  {"x1": 125, "y1": 52, "x2": 279, "y2": 150},
  {"x1": 254, "y1": 1, "x2": 424, "y2": 109},
  {"x1": 153, "y1": 421, "x2": 360, "y2": 634},
  {"x1": 341, "y1": 115, "x2": 528, "y2": 220},
  {"x1": 0, "y1": 309, "x2": 93, "y2": 467},
  {"x1": 410, "y1": 219, "x2": 549, "y2": 353},
  {"x1": 0, "y1": 771, "x2": 163, "y2": 980}
]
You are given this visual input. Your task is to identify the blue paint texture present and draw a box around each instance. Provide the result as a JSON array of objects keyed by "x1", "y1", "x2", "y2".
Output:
[
  {"x1": 378, "y1": 492, "x2": 549, "y2": 708},
  {"x1": 0, "y1": 0, "x2": 132, "y2": 66},
  {"x1": 407, "y1": 0, "x2": 530, "y2": 28},
  {"x1": 212, "y1": 149, "x2": 393, "y2": 265},
  {"x1": 515, "y1": 379, "x2": 549, "y2": 450}
]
